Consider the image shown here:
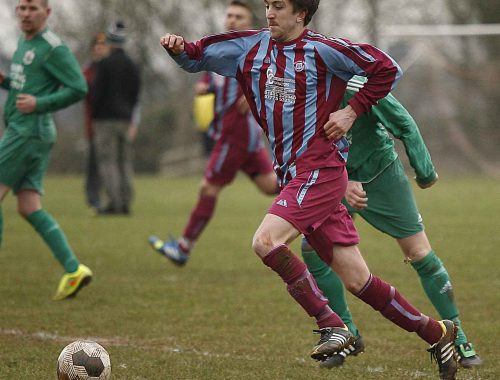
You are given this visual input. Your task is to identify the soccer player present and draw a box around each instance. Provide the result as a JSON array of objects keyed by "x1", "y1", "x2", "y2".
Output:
[
  {"x1": 149, "y1": 0, "x2": 278, "y2": 265},
  {"x1": 302, "y1": 76, "x2": 481, "y2": 368},
  {"x1": 0, "y1": 0, "x2": 92, "y2": 300},
  {"x1": 160, "y1": 0, "x2": 459, "y2": 378}
]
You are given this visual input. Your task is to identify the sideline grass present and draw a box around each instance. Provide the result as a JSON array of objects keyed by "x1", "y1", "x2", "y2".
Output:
[{"x1": 0, "y1": 175, "x2": 498, "y2": 379}]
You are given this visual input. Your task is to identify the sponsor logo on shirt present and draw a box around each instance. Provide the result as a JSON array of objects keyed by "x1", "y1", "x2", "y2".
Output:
[
  {"x1": 265, "y1": 67, "x2": 296, "y2": 104},
  {"x1": 10, "y1": 63, "x2": 26, "y2": 90}
]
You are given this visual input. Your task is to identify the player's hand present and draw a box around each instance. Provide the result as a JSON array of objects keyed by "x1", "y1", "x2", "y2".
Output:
[
  {"x1": 236, "y1": 95, "x2": 250, "y2": 114},
  {"x1": 416, "y1": 173, "x2": 439, "y2": 189},
  {"x1": 323, "y1": 105, "x2": 357, "y2": 141},
  {"x1": 194, "y1": 81, "x2": 210, "y2": 95},
  {"x1": 345, "y1": 181, "x2": 368, "y2": 210},
  {"x1": 160, "y1": 33, "x2": 185, "y2": 56},
  {"x1": 16, "y1": 94, "x2": 36, "y2": 113}
]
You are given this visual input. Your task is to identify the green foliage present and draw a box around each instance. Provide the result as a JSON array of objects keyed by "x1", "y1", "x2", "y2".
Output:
[{"x1": 0, "y1": 175, "x2": 498, "y2": 379}]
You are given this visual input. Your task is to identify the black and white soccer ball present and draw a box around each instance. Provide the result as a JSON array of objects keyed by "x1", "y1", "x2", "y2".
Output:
[{"x1": 57, "y1": 340, "x2": 111, "y2": 380}]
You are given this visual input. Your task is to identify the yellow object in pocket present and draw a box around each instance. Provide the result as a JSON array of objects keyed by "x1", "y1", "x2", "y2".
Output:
[{"x1": 193, "y1": 93, "x2": 215, "y2": 132}]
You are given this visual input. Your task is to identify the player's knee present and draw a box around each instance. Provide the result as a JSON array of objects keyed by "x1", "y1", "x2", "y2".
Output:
[
  {"x1": 18, "y1": 204, "x2": 37, "y2": 218},
  {"x1": 252, "y1": 230, "x2": 274, "y2": 257},
  {"x1": 344, "y1": 278, "x2": 367, "y2": 294},
  {"x1": 254, "y1": 174, "x2": 279, "y2": 196},
  {"x1": 199, "y1": 180, "x2": 221, "y2": 197},
  {"x1": 261, "y1": 182, "x2": 280, "y2": 196},
  {"x1": 405, "y1": 247, "x2": 430, "y2": 262}
]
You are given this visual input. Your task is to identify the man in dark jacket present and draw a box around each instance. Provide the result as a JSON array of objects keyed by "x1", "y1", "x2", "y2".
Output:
[{"x1": 92, "y1": 21, "x2": 141, "y2": 215}]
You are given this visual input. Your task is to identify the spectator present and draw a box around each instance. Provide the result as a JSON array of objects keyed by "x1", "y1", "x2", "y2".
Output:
[
  {"x1": 91, "y1": 21, "x2": 141, "y2": 215},
  {"x1": 82, "y1": 32, "x2": 108, "y2": 211}
]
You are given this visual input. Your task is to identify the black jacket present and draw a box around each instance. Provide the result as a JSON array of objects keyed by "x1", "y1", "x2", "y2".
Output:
[{"x1": 91, "y1": 48, "x2": 140, "y2": 121}]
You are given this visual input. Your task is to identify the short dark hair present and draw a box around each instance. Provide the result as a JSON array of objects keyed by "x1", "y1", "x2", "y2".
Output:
[
  {"x1": 23, "y1": 0, "x2": 49, "y2": 7},
  {"x1": 228, "y1": 0, "x2": 254, "y2": 17},
  {"x1": 288, "y1": 0, "x2": 320, "y2": 26}
]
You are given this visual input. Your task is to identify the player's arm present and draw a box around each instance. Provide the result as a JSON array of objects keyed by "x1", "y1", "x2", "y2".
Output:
[
  {"x1": 160, "y1": 31, "x2": 256, "y2": 78},
  {"x1": 371, "y1": 93, "x2": 438, "y2": 188},
  {"x1": 320, "y1": 38, "x2": 402, "y2": 140},
  {"x1": 36, "y1": 45, "x2": 88, "y2": 113},
  {"x1": 0, "y1": 70, "x2": 11, "y2": 90}
]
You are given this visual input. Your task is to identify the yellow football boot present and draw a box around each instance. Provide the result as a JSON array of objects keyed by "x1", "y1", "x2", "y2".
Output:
[{"x1": 53, "y1": 264, "x2": 93, "y2": 301}]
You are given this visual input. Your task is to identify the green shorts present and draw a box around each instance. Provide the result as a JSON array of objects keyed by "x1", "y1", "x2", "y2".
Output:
[
  {"x1": 0, "y1": 128, "x2": 53, "y2": 194},
  {"x1": 344, "y1": 159, "x2": 424, "y2": 239}
]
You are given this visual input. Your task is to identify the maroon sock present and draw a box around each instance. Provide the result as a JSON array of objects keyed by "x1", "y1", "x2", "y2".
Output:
[
  {"x1": 181, "y1": 195, "x2": 217, "y2": 249},
  {"x1": 356, "y1": 274, "x2": 443, "y2": 344},
  {"x1": 262, "y1": 244, "x2": 344, "y2": 329}
]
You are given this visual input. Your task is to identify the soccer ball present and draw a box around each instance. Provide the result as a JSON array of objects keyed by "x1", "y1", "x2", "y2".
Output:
[{"x1": 57, "y1": 340, "x2": 112, "y2": 380}]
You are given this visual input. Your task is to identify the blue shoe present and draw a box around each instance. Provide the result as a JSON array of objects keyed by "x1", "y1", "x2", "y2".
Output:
[{"x1": 148, "y1": 236, "x2": 189, "y2": 266}]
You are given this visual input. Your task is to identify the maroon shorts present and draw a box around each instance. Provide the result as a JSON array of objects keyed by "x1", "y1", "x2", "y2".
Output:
[
  {"x1": 268, "y1": 166, "x2": 359, "y2": 264},
  {"x1": 204, "y1": 136, "x2": 274, "y2": 186}
]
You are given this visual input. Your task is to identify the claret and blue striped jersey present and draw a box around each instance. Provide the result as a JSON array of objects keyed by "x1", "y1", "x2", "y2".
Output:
[
  {"x1": 200, "y1": 72, "x2": 263, "y2": 153},
  {"x1": 171, "y1": 28, "x2": 402, "y2": 184}
]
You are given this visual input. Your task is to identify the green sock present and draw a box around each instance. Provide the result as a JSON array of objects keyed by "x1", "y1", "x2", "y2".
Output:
[
  {"x1": 411, "y1": 250, "x2": 467, "y2": 345},
  {"x1": 26, "y1": 209, "x2": 79, "y2": 273},
  {"x1": 301, "y1": 247, "x2": 359, "y2": 337}
]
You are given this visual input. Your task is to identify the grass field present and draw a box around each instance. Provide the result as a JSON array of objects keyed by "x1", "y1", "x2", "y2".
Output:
[{"x1": 0, "y1": 175, "x2": 498, "y2": 379}]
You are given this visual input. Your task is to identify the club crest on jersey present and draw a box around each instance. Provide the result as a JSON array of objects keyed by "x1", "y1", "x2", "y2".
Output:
[
  {"x1": 294, "y1": 61, "x2": 306, "y2": 72},
  {"x1": 23, "y1": 49, "x2": 36, "y2": 65},
  {"x1": 264, "y1": 57, "x2": 271, "y2": 64}
]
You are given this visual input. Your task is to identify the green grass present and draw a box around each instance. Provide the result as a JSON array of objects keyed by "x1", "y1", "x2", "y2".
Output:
[{"x1": 0, "y1": 175, "x2": 498, "y2": 379}]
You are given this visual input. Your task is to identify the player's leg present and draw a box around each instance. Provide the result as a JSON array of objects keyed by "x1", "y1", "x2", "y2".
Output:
[
  {"x1": 258, "y1": 168, "x2": 363, "y2": 360},
  {"x1": 359, "y1": 159, "x2": 480, "y2": 366},
  {"x1": 0, "y1": 129, "x2": 22, "y2": 248},
  {"x1": 252, "y1": 171, "x2": 279, "y2": 195},
  {"x1": 17, "y1": 190, "x2": 92, "y2": 300},
  {"x1": 301, "y1": 238, "x2": 358, "y2": 336},
  {"x1": 242, "y1": 146, "x2": 279, "y2": 195},
  {"x1": 19, "y1": 138, "x2": 91, "y2": 300},
  {"x1": 149, "y1": 177, "x2": 222, "y2": 266},
  {"x1": 18, "y1": 190, "x2": 79, "y2": 273},
  {"x1": 0, "y1": 184, "x2": 11, "y2": 248},
  {"x1": 307, "y1": 202, "x2": 458, "y2": 378},
  {"x1": 399, "y1": 232, "x2": 481, "y2": 367},
  {"x1": 149, "y1": 137, "x2": 242, "y2": 265},
  {"x1": 180, "y1": 179, "x2": 221, "y2": 255},
  {"x1": 253, "y1": 213, "x2": 354, "y2": 361},
  {"x1": 301, "y1": 237, "x2": 363, "y2": 368}
]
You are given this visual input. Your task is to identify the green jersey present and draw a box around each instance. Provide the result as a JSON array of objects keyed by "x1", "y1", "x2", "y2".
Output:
[
  {"x1": 1, "y1": 27, "x2": 87, "y2": 142},
  {"x1": 344, "y1": 76, "x2": 436, "y2": 185}
]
